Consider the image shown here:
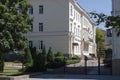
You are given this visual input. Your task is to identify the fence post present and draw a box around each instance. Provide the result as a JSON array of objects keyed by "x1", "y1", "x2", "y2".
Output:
[{"x1": 84, "y1": 56, "x2": 88, "y2": 75}]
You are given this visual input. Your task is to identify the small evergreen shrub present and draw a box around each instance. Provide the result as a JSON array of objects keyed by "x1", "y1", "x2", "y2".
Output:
[
  {"x1": 72, "y1": 55, "x2": 79, "y2": 60},
  {"x1": 47, "y1": 47, "x2": 55, "y2": 62},
  {"x1": 55, "y1": 51, "x2": 63, "y2": 57}
]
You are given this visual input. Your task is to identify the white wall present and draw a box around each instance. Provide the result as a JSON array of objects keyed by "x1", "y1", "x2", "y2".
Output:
[{"x1": 26, "y1": 0, "x2": 96, "y2": 57}]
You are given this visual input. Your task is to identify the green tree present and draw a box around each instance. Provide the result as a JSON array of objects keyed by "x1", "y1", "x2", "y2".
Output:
[
  {"x1": 47, "y1": 47, "x2": 55, "y2": 63},
  {"x1": 96, "y1": 28, "x2": 106, "y2": 57},
  {"x1": 0, "y1": 0, "x2": 32, "y2": 71},
  {"x1": 90, "y1": 12, "x2": 120, "y2": 36}
]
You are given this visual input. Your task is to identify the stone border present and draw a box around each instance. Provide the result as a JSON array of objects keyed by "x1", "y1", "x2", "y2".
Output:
[{"x1": 0, "y1": 75, "x2": 29, "y2": 80}]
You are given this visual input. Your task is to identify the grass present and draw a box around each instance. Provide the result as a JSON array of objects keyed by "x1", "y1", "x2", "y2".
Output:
[
  {"x1": 0, "y1": 62, "x2": 23, "y2": 76},
  {"x1": 66, "y1": 59, "x2": 80, "y2": 65}
]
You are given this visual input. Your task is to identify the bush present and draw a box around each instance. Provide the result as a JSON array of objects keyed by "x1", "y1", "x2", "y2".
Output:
[
  {"x1": 23, "y1": 47, "x2": 33, "y2": 72},
  {"x1": 24, "y1": 47, "x2": 47, "y2": 72},
  {"x1": 72, "y1": 55, "x2": 79, "y2": 60},
  {"x1": 39, "y1": 46, "x2": 47, "y2": 71},
  {"x1": 55, "y1": 56, "x2": 65, "y2": 62},
  {"x1": 47, "y1": 61, "x2": 65, "y2": 68},
  {"x1": 66, "y1": 59, "x2": 80, "y2": 65},
  {"x1": 24, "y1": 48, "x2": 33, "y2": 67},
  {"x1": 47, "y1": 47, "x2": 55, "y2": 62},
  {"x1": 55, "y1": 51, "x2": 63, "y2": 57}
]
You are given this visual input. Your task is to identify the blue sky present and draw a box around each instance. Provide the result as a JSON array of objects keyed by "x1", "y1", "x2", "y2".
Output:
[{"x1": 77, "y1": 0, "x2": 112, "y2": 30}]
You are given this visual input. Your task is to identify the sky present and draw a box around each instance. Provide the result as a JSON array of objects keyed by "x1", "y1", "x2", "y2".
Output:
[{"x1": 77, "y1": 0, "x2": 112, "y2": 30}]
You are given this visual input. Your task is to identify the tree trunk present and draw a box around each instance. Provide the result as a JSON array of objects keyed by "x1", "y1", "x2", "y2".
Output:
[{"x1": 0, "y1": 52, "x2": 5, "y2": 72}]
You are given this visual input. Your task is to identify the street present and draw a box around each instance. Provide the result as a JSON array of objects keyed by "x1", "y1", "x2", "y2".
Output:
[{"x1": 30, "y1": 74, "x2": 120, "y2": 80}]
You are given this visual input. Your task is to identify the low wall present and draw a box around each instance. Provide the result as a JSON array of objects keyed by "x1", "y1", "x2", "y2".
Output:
[{"x1": 0, "y1": 75, "x2": 29, "y2": 80}]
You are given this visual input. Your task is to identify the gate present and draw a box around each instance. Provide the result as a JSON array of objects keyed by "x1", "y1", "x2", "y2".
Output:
[{"x1": 45, "y1": 56, "x2": 112, "y2": 75}]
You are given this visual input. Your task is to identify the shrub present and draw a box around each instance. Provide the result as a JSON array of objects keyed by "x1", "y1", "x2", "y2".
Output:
[
  {"x1": 24, "y1": 48, "x2": 33, "y2": 67},
  {"x1": 47, "y1": 61, "x2": 65, "y2": 68},
  {"x1": 66, "y1": 59, "x2": 80, "y2": 65},
  {"x1": 47, "y1": 47, "x2": 55, "y2": 62},
  {"x1": 72, "y1": 55, "x2": 79, "y2": 60},
  {"x1": 23, "y1": 47, "x2": 33, "y2": 72},
  {"x1": 39, "y1": 46, "x2": 47, "y2": 71},
  {"x1": 25, "y1": 46, "x2": 47, "y2": 72},
  {"x1": 55, "y1": 51, "x2": 63, "y2": 57},
  {"x1": 55, "y1": 56, "x2": 65, "y2": 62}
]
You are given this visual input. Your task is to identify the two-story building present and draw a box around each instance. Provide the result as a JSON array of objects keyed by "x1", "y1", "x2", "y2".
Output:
[{"x1": 26, "y1": 0, "x2": 96, "y2": 58}]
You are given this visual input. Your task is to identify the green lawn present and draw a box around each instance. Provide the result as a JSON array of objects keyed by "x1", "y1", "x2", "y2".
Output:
[
  {"x1": 66, "y1": 59, "x2": 80, "y2": 65},
  {"x1": 0, "y1": 62, "x2": 23, "y2": 76}
]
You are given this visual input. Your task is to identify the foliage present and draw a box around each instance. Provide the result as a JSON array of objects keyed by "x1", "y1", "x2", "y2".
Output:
[
  {"x1": 40, "y1": 46, "x2": 47, "y2": 70},
  {"x1": 96, "y1": 28, "x2": 106, "y2": 57},
  {"x1": 28, "y1": 47, "x2": 47, "y2": 72},
  {"x1": 90, "y1": 12, "x2": 120, "y2": 36},
  {"x1": 23, "y1": 47, "x2": 33, "y2": 72},
  {"x1": 105, "y1": 48, "x2": 112, "y2": 54},
  {"x1": 25, "y1": 47, "x2": 41, "y2": 72},
  {"x1": 96, "y1": 28, "x2": 105, "y2": 44},
  {"x1": 0, "y1": 0, "x2": 32, "y2": 71},
  {"x1": 55, "y1": 56, "x2": 65, "y2": 62},
  {"x1": 66, "y1": 59, "x2": 80, "y2": 65},
  {"x1": 55, "y1": 51, "x2": 63, "y2": 57},
  {"x1": 54, "y1": 51, "x2": 66, "y2": 62},
  {"x1": 47, "y1": 47, "x2": 55, "y2": 63},
  {"x1": 72, "y1": 55, "x2": 79, "y2": 60},
  {"x1": 47, "y1": 61, "x2": 65, "y2": 69}
]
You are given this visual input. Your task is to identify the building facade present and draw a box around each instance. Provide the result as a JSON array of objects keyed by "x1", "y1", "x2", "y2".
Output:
[
  {"x1": 105, "y1": 29, "x2": 112, "y2": 49},
  {"x1": 112, "y1": 0, "x2": 120, "y2": 75},
  {"x1": 26, "y1": 0, "x2": 96, "y2": 58}
]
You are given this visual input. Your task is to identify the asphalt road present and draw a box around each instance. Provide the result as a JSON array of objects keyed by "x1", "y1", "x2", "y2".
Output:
[{"x1": 30, "y1": 74, "x2": 120, "y2": 80}]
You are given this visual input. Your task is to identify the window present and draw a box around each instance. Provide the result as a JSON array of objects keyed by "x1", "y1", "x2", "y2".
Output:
[
  {"x1": 30, "y1": 23, "x2": 33, "y2": 32},
  {"x1": 28, "y1": 8, "x2": 33, "y2": 15},
  {"x1": 29, "y1": 41, "x2": 33, "y2": 48},
  {"x1": 39, "y1": 40, "x2": 43, "y2": 49},
  {"x1": 74, "y1": 11, "x2": 75, "y2": 19},
  {"x1": 70, "y1": 23, "x2": 72, "y2": 32},
  {"x1": 70, "y1": 5, "x2": 73, "y2": 16},
  {"x1": 39, "y1": 23, "x2": 43, "y2": 32},
  {"x1": 39, "y1": 5, "x2": 43, "y2": 14}
]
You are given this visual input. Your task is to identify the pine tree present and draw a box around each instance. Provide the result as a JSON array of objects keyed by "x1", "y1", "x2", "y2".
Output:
[
  {"x1": 24, "y1": 47, "x2": 33, "y2": 70},
  {"x1": 40, "y1": 46, "x2": 47, "y2": 71},
  {"x1": 47, "y1": 47, "x2": 54, "y2": 62}
]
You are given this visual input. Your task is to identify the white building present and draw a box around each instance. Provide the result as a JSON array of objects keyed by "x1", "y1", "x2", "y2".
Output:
[
  {"x1": 112, "y1": 0, "x2": 120, "y2": 75},
  {"x1": 105, "y1": 29, "x2": 112, "y2": 49},
  {"x1": 26, "y1": 0, "x2": 96, "y2": 58}
]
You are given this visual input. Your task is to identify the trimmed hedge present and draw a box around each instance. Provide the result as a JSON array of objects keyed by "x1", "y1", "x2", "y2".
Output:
[
  {"x1": 47, "y1": 61, "x2": 65, "y2": 68},
  {"x1": 66, "y1": 59, "x2": 80, "y2": 65},
  {"x1": 72, "y1": 55, "x2": 79, "y2": 60}
]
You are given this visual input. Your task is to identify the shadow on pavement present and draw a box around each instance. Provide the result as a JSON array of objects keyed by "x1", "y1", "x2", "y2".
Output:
[{"x1": 30, "y1": 74, "x2": 120, "y2": 80}]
